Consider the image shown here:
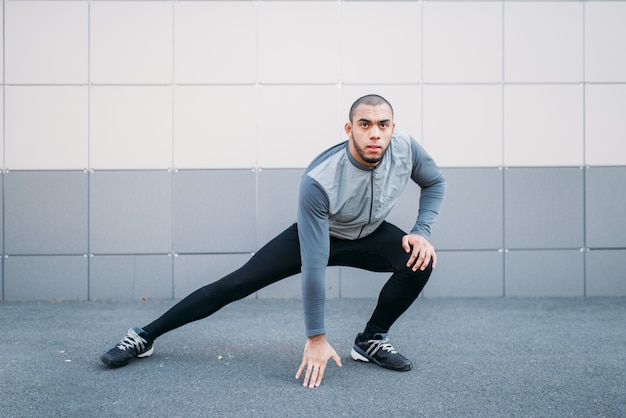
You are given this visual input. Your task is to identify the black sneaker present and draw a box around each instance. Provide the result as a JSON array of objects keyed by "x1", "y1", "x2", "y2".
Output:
[
  {"x1": 100, "y1": 327, "x2": 154, "y2": 368},
  {"x1": 350, "y1": 333, "x2": 412, "y2": 371}
]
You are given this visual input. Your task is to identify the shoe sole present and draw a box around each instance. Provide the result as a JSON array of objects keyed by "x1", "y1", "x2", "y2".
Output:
[
  {"x1": 350, "y1": 347, "x2": 371, "y2": 363},
  {"x1": 100, "y1": 346, "x2": 154, "y2": 368},
  {"x1": 350, "y1": 347, "x2": 412, "y2": 372},
  {"x1": 138, "y1": 346, "x2": 154, "y2": 358}
]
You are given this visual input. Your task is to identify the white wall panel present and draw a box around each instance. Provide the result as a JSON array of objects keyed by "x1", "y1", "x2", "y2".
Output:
[
  {"x1": 258, "y1": 2, "x2": 339, "y2": 84},
  {"x1": 90, "y1": 86, "x2": 172, "y2": 169},
  {"x1": 423, "y1": 85, "x2": 502, "y2": 167},
  {"x1": 505, "y1": 2, "x2": 583, "y2": 83},
  {"x1": 174, "y1": 1, "x2": 256, "y2": 84},
  {"x1": 6, "y1": 1, "x2": 88, "y2": 85},
  {"x1": 423, "y1": 1, "x2": 502, "y2": 83},
  {"x1": 258, "y1": 85, "x2": 339, "y2": 168},
  {"x1": 585, "y1": 84, "x2": 626, "y2": 166},
  {"x1": 5, "y1": 86, "x2": 88, "y2": 170},
  {"x1": 0, "y1": 6, "x2": 3, "y2": 84},
  {"x1": 90, "y1": 1, "x2": 172, "y2": 84},
  {"x1": 174, "y1": 86, "x2": 257, "y2": 169},
  {"x1": 341, "y1": 2, "x2": 420, "y2": 84},
  {"x1": 504, "y1": 85, "x2": 583, "y2": 167},
  {"x1": 585, "y1": 2, "x2": 626, "y2": 82}
]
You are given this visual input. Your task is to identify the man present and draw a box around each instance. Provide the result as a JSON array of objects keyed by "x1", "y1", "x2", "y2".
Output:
[{"x1": 100, "y1": 94, "x2": 446, "y2": 389}]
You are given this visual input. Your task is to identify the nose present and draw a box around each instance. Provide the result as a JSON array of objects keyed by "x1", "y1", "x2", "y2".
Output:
[{"x1": 370, "y1": 125, "x2": 381, "y2": 140}]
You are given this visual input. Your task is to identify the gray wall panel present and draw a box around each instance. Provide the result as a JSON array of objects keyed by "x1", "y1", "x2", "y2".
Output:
[
  {"x1": 505, "y1": 250, "x2": 584, "y2": 297},
  {"x1": 340, "y1": 267, "x2": 388, "y2": 298},
  {"x1": 423, "y1": 250, "x2": 504, "y2": 297},
  {"x1": 1, "y1": 173, "x2": 2, "y2": 300},
  {"x1": 174, "y1": 253, "x2": 253, "y2": 299},
  {"x1": 585, "y1": 249, "x2": 626, "y2": 297},
  {"x1": 386, "y1": 180, "x2": 422, "y2": 234},
  {"x1": 90, "y1": 171, "x2": 172, "y2": 254},
  {"x1": 4, "y1": 255, "x2": 88, "y2": 301},
  {"x1": 2, "y1": 166, "x2": 626, "y2": 301},
  {"x1": 0, "y1": 173, "x2": 2, "y2": 250},
  {"x1": 257, "y1": 168, "x2": 302, "y2": 246},
  {"x1": 174, "y1": 170, "x2": 256, "y2": 253},
  {"x1": 89, "y1": 255, "x2": 173, "y2": 300},
  {"x1": 505, "y1": 167, "x2": 584, "y2": 249},
  {"x1": 257, "y1": 267, "x2": 340, "y2": 299},
  {"x1": 432, "y1": 168, "x2": 503, "y2": 250},
  {"x1": 586, "y1": 167, "x2": 626, "y2": 248},
  {"x1": 5, "y1": 171, "x2": 88, "y2": 254},
  {"x1": 257, "y1": 273, "x2": 303, "y2": 300}
]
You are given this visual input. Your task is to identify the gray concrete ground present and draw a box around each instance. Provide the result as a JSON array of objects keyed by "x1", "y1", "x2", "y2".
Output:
[{"x1": 1, "y1": 297, "x2": 625, "y2": 417}]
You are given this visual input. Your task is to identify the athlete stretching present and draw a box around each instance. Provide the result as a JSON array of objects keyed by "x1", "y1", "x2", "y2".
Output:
[{"x1": 100, "y1": 94, "x2": 446, "y2": 388}]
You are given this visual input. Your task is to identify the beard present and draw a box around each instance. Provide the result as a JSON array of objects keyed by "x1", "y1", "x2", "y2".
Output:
[{"x1": 351, "y1": 135, "x2": 385, "y2": 165}]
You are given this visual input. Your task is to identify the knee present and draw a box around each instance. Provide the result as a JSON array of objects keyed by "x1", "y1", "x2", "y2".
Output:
[
  {"x1": 390, "y1": 264, "x2": 431, "y2": 300},
  {"x1": 398, "y1": 259, "x2": 433, "y2": 277}
]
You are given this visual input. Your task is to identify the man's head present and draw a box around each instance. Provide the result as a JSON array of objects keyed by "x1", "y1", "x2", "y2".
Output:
[
  {"x1": 345, "y1": 94, "x2": 395, "y2": 168},
  {"x1": 348, "y1": 94, "x2": 394, "y2": 124}
]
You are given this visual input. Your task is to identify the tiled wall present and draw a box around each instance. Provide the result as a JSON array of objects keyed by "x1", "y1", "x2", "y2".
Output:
[{"x1": 2, "y1": 1, "x2": 625, "y2": 301}]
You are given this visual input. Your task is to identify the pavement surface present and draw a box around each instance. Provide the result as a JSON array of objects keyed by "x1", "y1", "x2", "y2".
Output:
[{"x1": 1, "y1": 297, "x2": 625, "y2": 417}]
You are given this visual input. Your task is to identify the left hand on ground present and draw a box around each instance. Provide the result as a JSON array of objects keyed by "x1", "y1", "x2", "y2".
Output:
[{"x1": 295, "y1": 334, "x2": 342, "y2": 388}]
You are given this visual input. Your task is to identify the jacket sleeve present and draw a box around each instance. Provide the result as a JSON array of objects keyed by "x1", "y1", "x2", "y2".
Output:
[
  {"x1": 297, "y1": 174, "x2": 330, "y2": 337},
  {"x1": 409, "y1": 137, "x2": 446, "y2": 239}
]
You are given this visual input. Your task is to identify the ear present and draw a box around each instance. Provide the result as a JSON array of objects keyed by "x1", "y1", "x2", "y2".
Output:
[{"x1": 344, "y1": 122, "x2": 352, "y2": 137}]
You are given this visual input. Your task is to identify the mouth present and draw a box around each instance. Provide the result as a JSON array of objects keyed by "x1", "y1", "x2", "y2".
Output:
[{"x1": 366, "y1": 145, "x2": 382, "y2": 152}]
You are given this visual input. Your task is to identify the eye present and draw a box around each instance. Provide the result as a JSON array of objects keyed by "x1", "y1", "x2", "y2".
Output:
[
  {"x1": 380, "y1": 123, "x2": 388, "y2": 129},
  {"x1": 360, "y1": 122, "x2": 369, "y2": 128}
]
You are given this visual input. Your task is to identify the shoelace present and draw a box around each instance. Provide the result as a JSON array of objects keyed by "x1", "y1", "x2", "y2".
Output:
[
  {"x1": 116, "y1": 329, "x2": 147, "y2": 352},
  {"x1": 365, "y1": 337, "x2": 398, "y2": 356}
]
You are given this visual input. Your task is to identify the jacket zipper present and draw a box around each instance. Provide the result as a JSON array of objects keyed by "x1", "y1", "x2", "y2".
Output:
[{"x1": 357, "y1": 170, "x2": 375, "y2": 239}]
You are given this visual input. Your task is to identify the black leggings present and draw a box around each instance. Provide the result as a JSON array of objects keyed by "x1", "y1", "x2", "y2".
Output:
[{"x1": 143, "y1": 222, "x2": 432, "y2": 340}]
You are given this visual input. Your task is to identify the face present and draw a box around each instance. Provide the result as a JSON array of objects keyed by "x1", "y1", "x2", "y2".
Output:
[{"x1": 345, "y1": 104, "x2": 395, "y2": 168}]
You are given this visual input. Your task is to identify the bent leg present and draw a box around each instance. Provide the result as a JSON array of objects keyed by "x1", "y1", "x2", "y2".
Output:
[
  {"x1": 329, "y1": 221, "x2": 433, "y2": 335},
  {"x1": 364, "y1": 261, "x2": 431, "y2": 335},
  {"x1": 144, "y1": 224, "x2": 302, "y2": 339}
]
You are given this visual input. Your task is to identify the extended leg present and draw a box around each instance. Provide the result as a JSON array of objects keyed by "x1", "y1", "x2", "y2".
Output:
[
  {"x1": 100, "y1": 224, "x2": 301, "y2": 367},
  {"x1": 144, "y1": 224, "x2": 302, "y2": 339}
]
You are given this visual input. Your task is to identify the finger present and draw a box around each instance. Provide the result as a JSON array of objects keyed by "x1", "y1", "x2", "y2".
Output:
[
  {"x1": 301, "y1": 361, "x2": 312, "y2": 387},
  {"x1": 401, "y1": 235, "x2": 411, "y2": 253},
  {"x1": 415, "y1": 248, "x2": 432, "y2": 271},
  {"x1": 313, "y1": 365, "x2": 325, "y2": 388},
  {"x1": 295, "y1": 361, "x2": 305, "y2": 379},
  {"x1": 431, "y1": 251, "x2": 437, "y2": 269},
  {"x1": 410, "y1": 246, "x2": 423, "y2": 271},
  {"x1": 406, "y1": 243, "x2": 418, "y2": 267},
  {"x1": 308, "y1": 365, "x2": 319, "y2": 389},
  {"x1": 415, "y1": 248, "x2": 434, "y2": 271},
  {"x1": 332, "y1": 352, "x2": 343, "y2": 368},
  {"x1": 406, "y1": 253, "x2": 416, "y2": 268},
  {"x1": 418, "y1": 251, "x2": 432, "y2": 271}
]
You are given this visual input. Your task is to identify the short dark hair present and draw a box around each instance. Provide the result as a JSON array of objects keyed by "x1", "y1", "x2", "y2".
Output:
[{"x1": 349, "y1": 94, "x2": 394, "y2": 123}]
